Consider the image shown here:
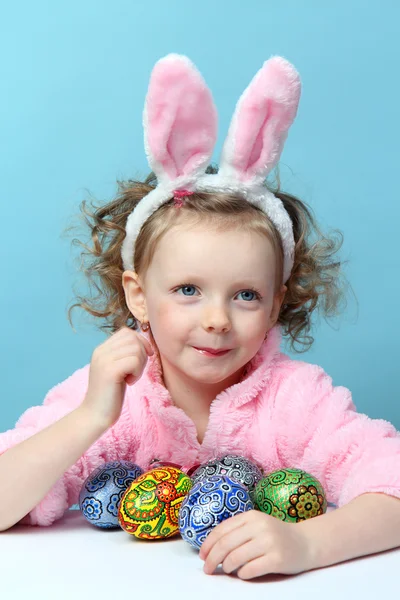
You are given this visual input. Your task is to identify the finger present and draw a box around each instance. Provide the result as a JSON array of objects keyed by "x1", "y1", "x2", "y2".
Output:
[
  {"x1": 114, "y1": 356, "x2": 147, "y2": 384},
  {"x1": 111, "y1": 329, "x2": 154, "y2": 356},
  {"x1": 237, "y1": 555, "x2": 272, "y2": 580},
  {"x1": 221, "y1": 541, "x2": 265, "y2": 575},
  {"x1": 199, "y1": 512, "x2": 249, "y2": 559},
  {"x1": 202, "y1": 525, "x2": 254, "y2": 575},
  {"x1": 110, "y1": 340, "x2": 148, "y2": 362},
  {"x1": 138, "y1": 334, "x2": 155, "y2": 356},
  {"x1": 113, "y1": 326, "x2": 138, "y2": 341},
  {"x1": 114, "y1": 346, "x2": 149, "y2": 386},
  {"x1": 112, "y1": 334, "x2": 155, "y2": 364}
]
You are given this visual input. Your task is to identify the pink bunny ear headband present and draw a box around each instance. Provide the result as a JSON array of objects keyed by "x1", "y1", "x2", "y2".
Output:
[{"x1": 121, "y1": 54, "x2": 301, "y2": 284}]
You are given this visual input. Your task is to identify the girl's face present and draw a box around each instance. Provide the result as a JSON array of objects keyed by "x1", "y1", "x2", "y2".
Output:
[{"x1": 126, "y1": 224, "x2": 286, "y2": 386}]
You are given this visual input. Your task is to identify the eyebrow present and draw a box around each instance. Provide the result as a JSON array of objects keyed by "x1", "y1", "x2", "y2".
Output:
[{"x1": 166, "y1": 274, "x2": 267, "y2": 287}]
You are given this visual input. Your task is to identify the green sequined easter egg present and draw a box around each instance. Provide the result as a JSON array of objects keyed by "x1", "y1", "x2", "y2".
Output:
[{"x1": 253, "y1": 468, "x2": 327, "y2": 523}]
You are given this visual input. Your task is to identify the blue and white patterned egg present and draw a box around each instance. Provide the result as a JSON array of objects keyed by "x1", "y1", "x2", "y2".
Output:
[
  {"x1": 79, "y1": 460, "x2": 143, "y2": 529},
  {"x1": 179, "y1": 474, "x2": 254, "y2": 549},
  {"x1": 189, "y1": 454, "x2": 263, "y2": 495}
]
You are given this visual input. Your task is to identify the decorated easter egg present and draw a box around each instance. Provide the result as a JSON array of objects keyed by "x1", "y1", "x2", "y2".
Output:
[
  {"x1": 253, "y1": 468, "x2": 327, "y2": 523},
  {"x1": 190, "y1": 454, "x2": 263, "y2": 494},
  {"x1": 179, "y1": 474, "x2": 254, "y2": 549},
  {"x1": 118, "y1": 465, "x2": 192, "y2": 539},
  {"x1": 79, "y1": 460, "x2": 143, "y2": 529},
  {"x1": 148, "y1": 458, "x2": 182, "y2": 470}
]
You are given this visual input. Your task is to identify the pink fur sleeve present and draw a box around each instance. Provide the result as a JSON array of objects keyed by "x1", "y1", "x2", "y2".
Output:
[
  {"x1": 274, "y1": 363, "x2": 400, "y2": 507},
  {"x1": 0, "y1": 366, "x2": 136, "y2": 527}
]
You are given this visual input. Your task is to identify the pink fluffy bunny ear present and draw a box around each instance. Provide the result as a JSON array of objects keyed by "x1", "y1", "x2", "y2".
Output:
[
  {"x1": 143, "y1": 54, "x2": 218, "y2": 184},
  {"x1": 218, "y1": 56, "x2": 301, "y2": 186}
]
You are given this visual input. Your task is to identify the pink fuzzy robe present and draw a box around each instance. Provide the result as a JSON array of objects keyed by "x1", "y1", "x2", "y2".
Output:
[{"x1": 1, "y1": 325, "x2": 400, "y2": 526}]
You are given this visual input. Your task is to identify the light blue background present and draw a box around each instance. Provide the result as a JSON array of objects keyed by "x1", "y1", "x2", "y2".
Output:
[{"x1": 1, "y1": 1, "x2": 399, "y2": 432}]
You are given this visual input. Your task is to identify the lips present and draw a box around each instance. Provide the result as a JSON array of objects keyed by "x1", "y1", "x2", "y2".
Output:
[{"x1": 193, "y1": 346, "x2": 231, "y2": 355}]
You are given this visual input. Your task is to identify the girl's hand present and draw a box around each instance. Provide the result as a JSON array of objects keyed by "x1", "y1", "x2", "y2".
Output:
[
  {"x1": 81, "y1": 326, "x2": 154, "y2": 429},
  {"x1": 199, "y1": 510, "x2": 315, "y2": 580}
]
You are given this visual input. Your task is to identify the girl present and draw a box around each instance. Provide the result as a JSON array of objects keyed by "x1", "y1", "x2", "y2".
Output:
[{"x1": 1, "y1": 54, "x2": 400, "y2": 580}]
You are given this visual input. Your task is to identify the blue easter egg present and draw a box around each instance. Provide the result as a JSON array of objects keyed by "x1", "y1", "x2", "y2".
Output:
[
  {"x1": 179, "y1": 474, "x2": 254, "y2": 549},
  {"x1": 79, "y1": 460, "x2": 143, "y2": 529},
  {"x1": 190, "y1": 454, "x2": 263, "y2": 495}
]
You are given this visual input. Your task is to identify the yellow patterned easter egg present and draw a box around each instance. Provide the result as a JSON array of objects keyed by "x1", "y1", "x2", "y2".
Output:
[{"x1": 118, "y1": 466, "x2": 192, "y2": 539}]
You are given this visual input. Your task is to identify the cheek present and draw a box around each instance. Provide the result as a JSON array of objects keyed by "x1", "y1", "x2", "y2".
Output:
[
  {"x1": 235, "y1": 309, "x2": 270, "y2": 334},
  {"x1": 152, "y1": 301, "x2": 186, "y2": 330},
  {"x1": 245, "y1": 325, "x2": 268, "y2": 345}
]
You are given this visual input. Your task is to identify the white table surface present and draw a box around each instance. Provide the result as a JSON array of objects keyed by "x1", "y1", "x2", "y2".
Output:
[{"x1": 1, "y1": 508, "x2": 399, "y2": 600}]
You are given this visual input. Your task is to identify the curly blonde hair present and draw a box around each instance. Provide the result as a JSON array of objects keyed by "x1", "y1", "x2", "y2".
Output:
[{"x1": 66, "y1": 164, "x2": 350, "y2": 352}]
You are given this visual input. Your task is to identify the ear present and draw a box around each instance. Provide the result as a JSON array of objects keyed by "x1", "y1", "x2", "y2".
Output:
[
  {"x1": 122, "y1": 271, "x2": 148, "y2": 322},
  {"x1": 268, "y1": 284, "x2": 287, "y2": 328},
  {"x1": 144, "y1": 53, "x2": 218, "y2": 184},
  {"x1": 218, "y1": 56, "x2": 301, "y2": 187},
  {"x1": 122, "y1": 54, "x2": 218, "y2": 274}
]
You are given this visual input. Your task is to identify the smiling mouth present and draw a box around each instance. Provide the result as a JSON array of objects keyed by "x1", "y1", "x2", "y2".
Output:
[{"x1": 192, "y1": 347, "x2": 232, "y2": 357}]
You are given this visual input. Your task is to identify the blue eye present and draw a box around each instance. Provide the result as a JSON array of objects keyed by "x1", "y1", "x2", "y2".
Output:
[
  {"x1": 238, "y1": 290, "x2": 259, "y2": 301},
  {"x1": 177, "y1": 285, "x2": 197, "y2": 296},
  {"x1": 175, "y1": 284, "x2": 262, "y2": 301}
]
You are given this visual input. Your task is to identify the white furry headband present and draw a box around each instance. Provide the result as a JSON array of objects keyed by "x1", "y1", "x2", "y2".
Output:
[{"x1": 121, "y1": 54, "x2": 301, "y2": 283}]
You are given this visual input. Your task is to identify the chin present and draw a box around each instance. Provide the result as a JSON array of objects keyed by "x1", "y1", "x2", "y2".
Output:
[
  {"x1": 189, "y1": 374, "x2": 233, "y2": 386},
  {"x1": 186, "y1": 363, "x2": 241, "y2": 384}
]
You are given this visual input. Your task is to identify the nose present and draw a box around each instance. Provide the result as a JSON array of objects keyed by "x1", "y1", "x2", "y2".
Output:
[{"x1": 201, "y1": 303, "x2": 232, "y2": 333}]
